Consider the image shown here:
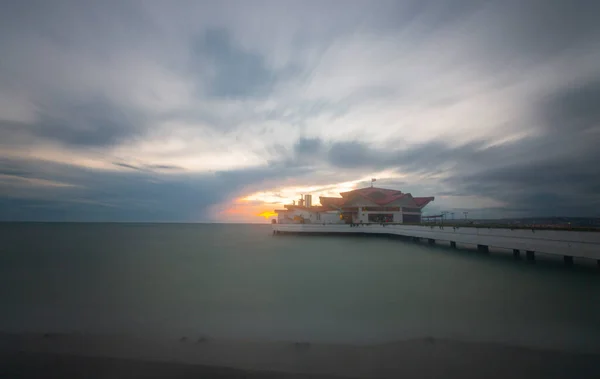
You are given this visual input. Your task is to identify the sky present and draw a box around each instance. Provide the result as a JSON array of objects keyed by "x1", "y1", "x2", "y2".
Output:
[{"x1": 1, "y1": 0, "x2": 600, "y2": 222}]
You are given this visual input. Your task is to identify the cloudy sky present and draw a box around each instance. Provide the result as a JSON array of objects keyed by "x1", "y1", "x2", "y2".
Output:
[{"x1": 1, "y1": 0, "x2": 599, "y2": 222}]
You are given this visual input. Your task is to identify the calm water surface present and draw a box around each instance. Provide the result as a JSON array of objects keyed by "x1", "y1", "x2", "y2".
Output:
[{"x1": 1, "y1": 223, "x2": 599, "y2": 352}]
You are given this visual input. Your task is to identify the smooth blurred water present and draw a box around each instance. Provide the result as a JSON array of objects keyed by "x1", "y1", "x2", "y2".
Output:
[{"x1": 1, "y1": 223, "x2": 599, "y2": 352}]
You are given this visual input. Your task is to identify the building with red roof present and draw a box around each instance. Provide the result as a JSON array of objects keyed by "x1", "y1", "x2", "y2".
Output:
[{"x1": 275, "y1": 186, "x2": 434, "y2": 224}]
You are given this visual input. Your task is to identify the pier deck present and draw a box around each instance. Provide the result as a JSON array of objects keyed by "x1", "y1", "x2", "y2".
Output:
[{"x1": 272, "y1": 224, "x2": 600, "y2": 262}]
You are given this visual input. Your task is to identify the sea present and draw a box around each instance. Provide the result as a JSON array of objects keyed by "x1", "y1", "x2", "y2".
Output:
[{"x1": 1, "y1": 223, "x2": 600, "y2": 353}]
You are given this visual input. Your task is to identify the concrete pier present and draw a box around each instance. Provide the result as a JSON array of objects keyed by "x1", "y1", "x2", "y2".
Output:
[
  {"x1": 564, "y1": 255, "x2": 574, "y2": 266},
  {"x1": 477, "y1": 244, "x2": 489, "y2": 254},
  {"x1": 272, "y1": 224, "x2": 600, "y2": 264},
  {"x1": 428, "y1": 238, "x2": 435, "y2": 245},
  {"x1": 526, "y1": 250, "x2": 535, "y2": 262},
  {"x1": 450, "y1": 241, "x2": 457, "y2": 248}
]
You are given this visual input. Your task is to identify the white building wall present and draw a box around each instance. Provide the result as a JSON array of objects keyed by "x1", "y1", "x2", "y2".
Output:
[
  {"x1": 278, "y1": 209, "x2": 343, "y2": 224},
  {"x1": 294, "y1": 209, "x2": 317, "y2": 223},
  {"x1": 393, "y1": 212, "x2": 403, "y2": 223},
  {"x1": 280, "y1": 208, "x2": 410, "y2": 224},
  {"x1": 353, "y1": 207, "x2": 367, "y2": 223},
  {"x1": 277, "y1": 213, "x2": 286, "y2": 223},
  {"x1": 317, "y1": 212, "x2": 343, "y2": 224},
  {"x1": 276, "y1": 210, "x2": 312, "y2": 223}
]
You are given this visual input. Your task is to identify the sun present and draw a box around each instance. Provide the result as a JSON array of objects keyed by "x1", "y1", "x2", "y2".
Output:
[{"x1": 258, "y1": 211, "x2": 278, "y2": 219}]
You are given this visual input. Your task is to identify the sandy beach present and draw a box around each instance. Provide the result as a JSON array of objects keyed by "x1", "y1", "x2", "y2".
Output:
[{"x1": 1, "y1": 332, "x2": 599, "y2": 378}]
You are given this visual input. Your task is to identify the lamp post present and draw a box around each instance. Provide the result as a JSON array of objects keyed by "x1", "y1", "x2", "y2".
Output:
[{"x1": 441, "y1": 211, "x2": 449, "y2": 224}]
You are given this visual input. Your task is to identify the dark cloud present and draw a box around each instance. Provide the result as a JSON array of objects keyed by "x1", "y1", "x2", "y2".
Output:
[
  {"x1": 417, "y1": 0, "x2": 600, "y2": 77},
  {"x1": 192, "y1": 29, "x2": 275, "y2": 98},
  {"x1": 541, "y1": 79, "x2": 600, "y2": 134},
  {"x1": 455, "y1": 157, "x2": 600, "y2": 196},
  {"x1": 113, "y1": 162, "x2": 141, "y2": 171},
  {"x1": 33, "y1": 99, "x2": 142, "y2": 148},
  {"x1": 0, "y1": 120, "x2": 34, "y2": 148},
  {"x1": 327, "y1": 141, "x2": 378, "y2": 169},
  {"x1": 0, "y1": 159, "x2": 33, "y2": 178},
  {"x1": 437, "y1": 79, "x2": 600, "y2": 216},
  {"x1": 112, "y1": 162, "x2": 184, "y2": 172},
  {"x1": 290, "y1": 137, "x2": 324, "y2": 165},
  {"x1": 0, "y1": 99, "x2": 144, "y2": 150},
  {"x1": 146, "y1": 164, "x2": 182, "y2": 170},
  {"x1": 444, "y1": 157, "x2": 600, "y2": 217},
  {"x1": 325, "y1": 140, "x2": 479, "y2": 173},
  {"x1": 294, "y1": 138, "x2": 322, "y2": 155},
  {"x1": 0, "y1": 0, "x2": 157, "y2": 57},
  {"x1": 481, "y1": 0, "x2": 600, "y2": 58},
  {"x1": 0, "y1": 156, "x2": 310, "y2": 222}
]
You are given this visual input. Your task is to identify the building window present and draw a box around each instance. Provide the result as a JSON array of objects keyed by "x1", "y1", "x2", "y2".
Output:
[
  {"x1": 403, "y1": 214, "x2": 421, "y2": 223},
  {"x1": 364, "y1": 207, "x2": 400, "y2": 211},
  {"x1": 368, "y1": 213, "x2": 393, "y2": 223}
]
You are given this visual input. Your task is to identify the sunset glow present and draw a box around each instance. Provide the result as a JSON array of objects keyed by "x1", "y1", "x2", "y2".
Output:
[{"x1": 258, "y1": 211, "x2": 278, "y2": 219}]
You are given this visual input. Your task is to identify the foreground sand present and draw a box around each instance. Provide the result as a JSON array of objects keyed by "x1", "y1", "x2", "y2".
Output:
[{"x1": 1, "y1": 333, "x2": 599, "y2": 378}]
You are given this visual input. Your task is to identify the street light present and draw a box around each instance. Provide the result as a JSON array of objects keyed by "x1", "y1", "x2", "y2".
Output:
[
  {"x1": 441, "y1": 211, "x2": 449, "y2": 223},
  {"x1": 463, "y1": 211, "x2": 468, "y2": 220}
]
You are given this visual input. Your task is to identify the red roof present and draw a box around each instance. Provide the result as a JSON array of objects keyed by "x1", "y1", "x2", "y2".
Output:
[
  {"x1": 340, "y1": 187, "x2": 408, "y2": 206},
  {"x1": 276, "y1": 187, "x2": 434, "y2": 212},
  {"x1": 413, "y1": 197, "x2": 435, "y2": 207},
  {"x1": 283, "y1": 205, "x2": 331, "y2": 212},
  {"x1": 319, "y1": 197, "x2": 345, "y2": 207}
]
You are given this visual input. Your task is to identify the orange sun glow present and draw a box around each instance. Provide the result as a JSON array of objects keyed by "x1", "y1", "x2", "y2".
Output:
[{"x1": 258, "y1": 211, "x2": 278, "y2": 219}]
